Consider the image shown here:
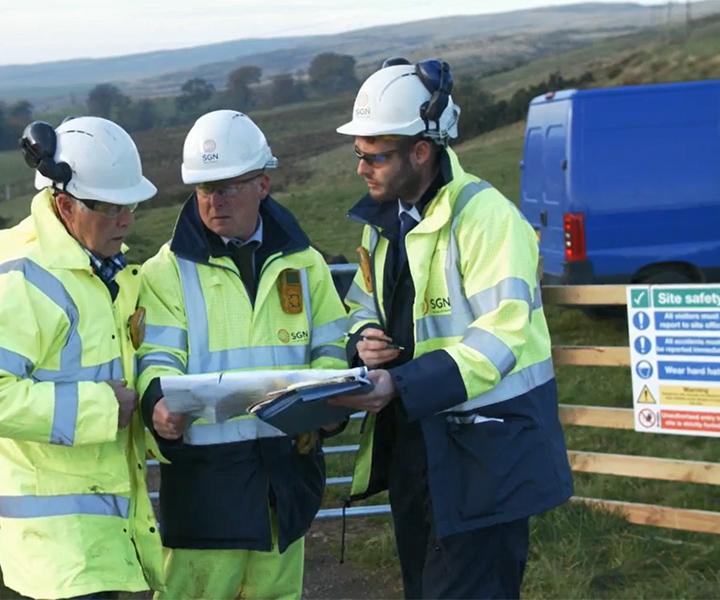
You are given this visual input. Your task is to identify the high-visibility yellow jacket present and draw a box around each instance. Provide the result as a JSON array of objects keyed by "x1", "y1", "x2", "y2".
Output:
[
  {"x1": 344, "y1": 149, "x2": 573, "y2": 537},
  {"x1": 136, "y1": 195, "x2": 347, "y2": 551},
  {"x1": 0, "y1": 190, "x2": 164, "y2": 598}
]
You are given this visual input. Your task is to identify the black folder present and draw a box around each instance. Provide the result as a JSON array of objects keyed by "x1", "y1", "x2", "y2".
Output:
[{"x1": 250, "y1": 378, "x2": 373, "y2": 436}]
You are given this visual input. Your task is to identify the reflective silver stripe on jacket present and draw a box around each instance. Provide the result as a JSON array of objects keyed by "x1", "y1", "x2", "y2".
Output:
[
  {"x1": 311, "y1": 315, "x2": 347, "y2": 362},
  {"x1": 138, "y1": 351, "x2": 186, "y2": 374},
  {"x1": 52, "y1": 383, "x2": 79, "y2": 445},
  {"x1": 0, "y1": 258, "x2": 124, "y2": 446},
  {"x1": 0, "y1": 347, "x2": 33, "y2": 377},
  {"x1": 34, "y1": 358, "x2": 122, "y2": 383},
  {"x1": 302, "y1": 267, "x2": 341, "y2": 362},
  {"x1": 177, "y1": 257, "x2": 211, "y2": 374},
  {"x1": 346, "y1": 281, "x2": 378, "y2": 326},
  {"x1": 183, "y1": 417, "x2": 286, "y2": 445},
  {"x1": 1, "y1": 258, "x2": 83, "y2": 372},
  {"x1": 469, "y1": 277, "x2": 534, "y2": 318},
  {"x1": 0, "y1": 493, "x2": 130, "y2": 519},
  {"x1": 311, "y1": 345, "x2": 346, "y2": 361},
  {"x1": 191, "y1": 345, "x2": 310, "y2": 372},
  {"x1": 300, "y1": 267, "x2": 312, "y2": 328},
  {"x1": 461, "y1": 328, "x2": 517, "y2": 378},
  {"x1": 144, "y1": 324, "x2": 187, "y2": 350},
  {"x1": 444, "y1": 358, "x2": 555, "y2": 414},
  {"x1": 312, "y1": 317, "x2": 347, "y2": 347}
]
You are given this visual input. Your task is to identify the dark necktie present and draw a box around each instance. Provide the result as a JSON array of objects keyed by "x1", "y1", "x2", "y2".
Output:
[
  {"x1": 396, "y1": 211, "x2": 418, "y2": 274},
  {"x1": 230, "y1": 241, "x2": 259, "y2": 301}
]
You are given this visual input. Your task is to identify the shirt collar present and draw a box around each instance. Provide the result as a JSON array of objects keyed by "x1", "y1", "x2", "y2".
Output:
[
  {"x1": 222, "y1": 216, "x2": 264, "y2": 248},
  {"x1": 397, "y1": 201, "x2": 422, "y2": 223},
  {"x1": 83, "y1": 248, "x2": 127, "y2": 284}
]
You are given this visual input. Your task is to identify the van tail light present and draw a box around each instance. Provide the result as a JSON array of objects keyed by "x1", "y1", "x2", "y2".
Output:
[{"x1": 563, "y1": 212, "x2": 586, "y2": 262}]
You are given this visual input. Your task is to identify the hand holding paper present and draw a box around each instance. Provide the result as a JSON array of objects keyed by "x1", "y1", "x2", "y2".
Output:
[{"x1": 153, "y1": 398, "x2": 189, "y2": 440}]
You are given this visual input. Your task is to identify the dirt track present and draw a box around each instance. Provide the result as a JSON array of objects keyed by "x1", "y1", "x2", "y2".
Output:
[{"x1": 304, "y1": 519, "x2": 402, "y2": 599}]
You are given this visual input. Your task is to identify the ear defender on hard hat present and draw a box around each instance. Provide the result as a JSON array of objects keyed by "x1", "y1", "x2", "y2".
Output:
[
  {"x1": 381, "y1": 56, "x2": 411, "y2": 69},
  {"x1": 19, "y1": 121, "x2": 72, "y2": 187},
  {"x1": 336, "y1": 58, "x2": 460, "y2": 142},
  {"x1": 415, "y1": 60, "x2": 453, "y2": 133},
  {"x1": 28, "y1": 116, "x2": 156, "y2": 204}
]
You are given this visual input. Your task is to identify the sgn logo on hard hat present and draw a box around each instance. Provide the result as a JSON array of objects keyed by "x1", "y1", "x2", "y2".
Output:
[
  {"x1": 202, "y1": 139, "x2": 219, "y2": 163},
  {"x1": 354, "y1": 92, "x2": 371, "y2": 119}
]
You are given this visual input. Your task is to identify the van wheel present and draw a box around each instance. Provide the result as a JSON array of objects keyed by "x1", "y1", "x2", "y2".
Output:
[{"x1": 640, "y1": 269, "x2": 696, "y2": 285}]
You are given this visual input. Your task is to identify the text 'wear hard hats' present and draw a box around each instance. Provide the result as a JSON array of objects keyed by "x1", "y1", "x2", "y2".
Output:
[
  {"x1": 337, "y1": 63, "x2": 460, "y2": 143},
  {"x1": 34, "y1": 116, "x2": 157, "y2": 205},
  {"x1": 182, "y1": 110, "x2": 279, "y2": 185}
]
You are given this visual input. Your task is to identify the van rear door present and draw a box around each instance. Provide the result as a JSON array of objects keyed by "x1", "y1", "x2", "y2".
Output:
[{"x1": 521, "y1": 92, "x2": 573, "y2": 280}]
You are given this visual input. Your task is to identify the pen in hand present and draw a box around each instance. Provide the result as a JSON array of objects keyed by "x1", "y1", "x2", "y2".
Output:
[{"x1": 360, "y1": 335, "x2": 405, "y2": 351}]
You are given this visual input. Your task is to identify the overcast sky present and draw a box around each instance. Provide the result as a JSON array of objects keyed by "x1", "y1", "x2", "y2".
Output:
[{"x1": 1, "y1": 0, "x2": 684, "y2": 66}]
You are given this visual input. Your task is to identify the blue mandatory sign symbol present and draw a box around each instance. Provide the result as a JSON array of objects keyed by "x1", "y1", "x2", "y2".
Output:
[
  {"x1": 636, "y1": 360, "x2": 654, "y2": 379},
  {"x1": 632, "y1": 311, "x2": 650, "y2": 331},
  {"x1": 634, "y1": 336, "x2": 652, "y2": 355}
]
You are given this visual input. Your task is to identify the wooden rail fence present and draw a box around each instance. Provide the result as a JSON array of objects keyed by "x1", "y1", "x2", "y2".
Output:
[{"x1": 546, "y1": 284, "x2": 720, "y2": 535}]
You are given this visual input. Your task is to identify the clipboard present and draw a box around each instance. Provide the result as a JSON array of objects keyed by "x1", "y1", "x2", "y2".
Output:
[{"x1": 248, "y1": 374, "x2": 373, "y2": 436}]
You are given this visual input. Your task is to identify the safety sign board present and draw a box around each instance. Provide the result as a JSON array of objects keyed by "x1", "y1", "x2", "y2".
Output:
[{"x1": 627, "y1": 285, "x2": 720, "y2": 437}]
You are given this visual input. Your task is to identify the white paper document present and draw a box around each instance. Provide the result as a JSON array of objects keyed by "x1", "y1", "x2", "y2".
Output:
[{"x1": 161, "y1": 367, "x2": 369, "y2": 423}]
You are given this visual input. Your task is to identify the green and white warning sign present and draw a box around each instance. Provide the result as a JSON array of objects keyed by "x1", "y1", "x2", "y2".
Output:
[{"x1": 627, "y1": 284, "x2": 720, "y2": 438}]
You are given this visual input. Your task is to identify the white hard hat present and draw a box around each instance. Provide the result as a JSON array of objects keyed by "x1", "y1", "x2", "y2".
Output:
[
  {"x1": 181, "y1": 110, "x2": 278, "y2": 184},
  {"x1": 33, "y1": 116, "x2": 156, "y2": 205},
  {"x1": 336, "y1": 63, "x2": 460, "y2": 144}
]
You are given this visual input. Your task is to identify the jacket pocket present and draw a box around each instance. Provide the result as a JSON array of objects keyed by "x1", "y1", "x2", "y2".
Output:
[{"x1": 446, "y1": 414, "x2": 547, "y2": 521}]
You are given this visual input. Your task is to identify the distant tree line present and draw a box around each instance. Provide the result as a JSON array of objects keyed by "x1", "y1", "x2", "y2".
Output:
[
  {"x1": 83, "y1": 51, "x2": 359, "y2": 132},
  {"x1": 455, "y1": 70, "x2": 595, "y2": 141},
  {"x1": 0, "y1": 51, "x2": 358, "y2": 151},
  {"x1": 0, "y1": 54, "x2": 594, "y2": 155}
]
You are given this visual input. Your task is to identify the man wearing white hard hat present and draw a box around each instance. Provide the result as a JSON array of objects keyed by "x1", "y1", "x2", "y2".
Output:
[
  {"x1": 332, "y1": 59, "x2": 573, "y2": 598},
  {"x1": 0, "y1": 117, "x2": 164, "y2": 598},
  {"x1": 135, "y1": 110, "x2": 348, "y2": 599}
]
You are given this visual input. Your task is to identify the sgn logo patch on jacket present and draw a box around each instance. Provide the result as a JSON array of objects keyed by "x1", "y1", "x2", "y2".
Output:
[
  {"x1": 277, "y1": 328, "x2": 309, "y2": 343},
  {"x1": 423, "y1": 296, "x2": 451, "y2": 315}
]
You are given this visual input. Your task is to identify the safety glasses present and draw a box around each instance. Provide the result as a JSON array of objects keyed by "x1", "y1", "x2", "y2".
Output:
[
  {"x1": 196, "y1": 173, "x2": 263, "y2": 199},
  {"x1": 76, "y1": 198, "x2": 138, "y2": 218},
  {"x1": 353, "y1": 146, "x2": 400, "y2": 166}
]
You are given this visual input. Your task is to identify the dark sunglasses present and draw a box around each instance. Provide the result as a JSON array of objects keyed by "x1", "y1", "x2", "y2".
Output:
[{"x1": 353, "y1": 146, "x2": 400, "y2": 166}]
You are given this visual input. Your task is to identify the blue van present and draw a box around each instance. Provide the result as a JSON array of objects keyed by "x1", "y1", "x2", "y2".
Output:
[{"x1": 520, "y1": 79, "x2": 720, "y2": 285}]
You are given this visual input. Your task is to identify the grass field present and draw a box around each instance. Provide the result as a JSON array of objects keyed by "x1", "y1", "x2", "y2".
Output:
[{"x1": 2, "y1": 14, "x2": 720, "y2": 599}]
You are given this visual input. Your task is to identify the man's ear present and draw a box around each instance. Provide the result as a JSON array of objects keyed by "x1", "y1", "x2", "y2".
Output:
[
  {"x1": 412, "y1": 139, "x2": 434, "y2": 168},
  {"x1": 54, "y1": 192, "x2": 75, "y2": 222},
  {"x1": 258, "y1": 174, "x2": 271, "y2": 197}
]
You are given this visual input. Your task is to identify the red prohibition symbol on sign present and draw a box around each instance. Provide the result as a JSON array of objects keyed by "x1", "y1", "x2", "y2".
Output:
[{"x1": 638, "y1": 408, "x2": 657, "y2": 428}]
